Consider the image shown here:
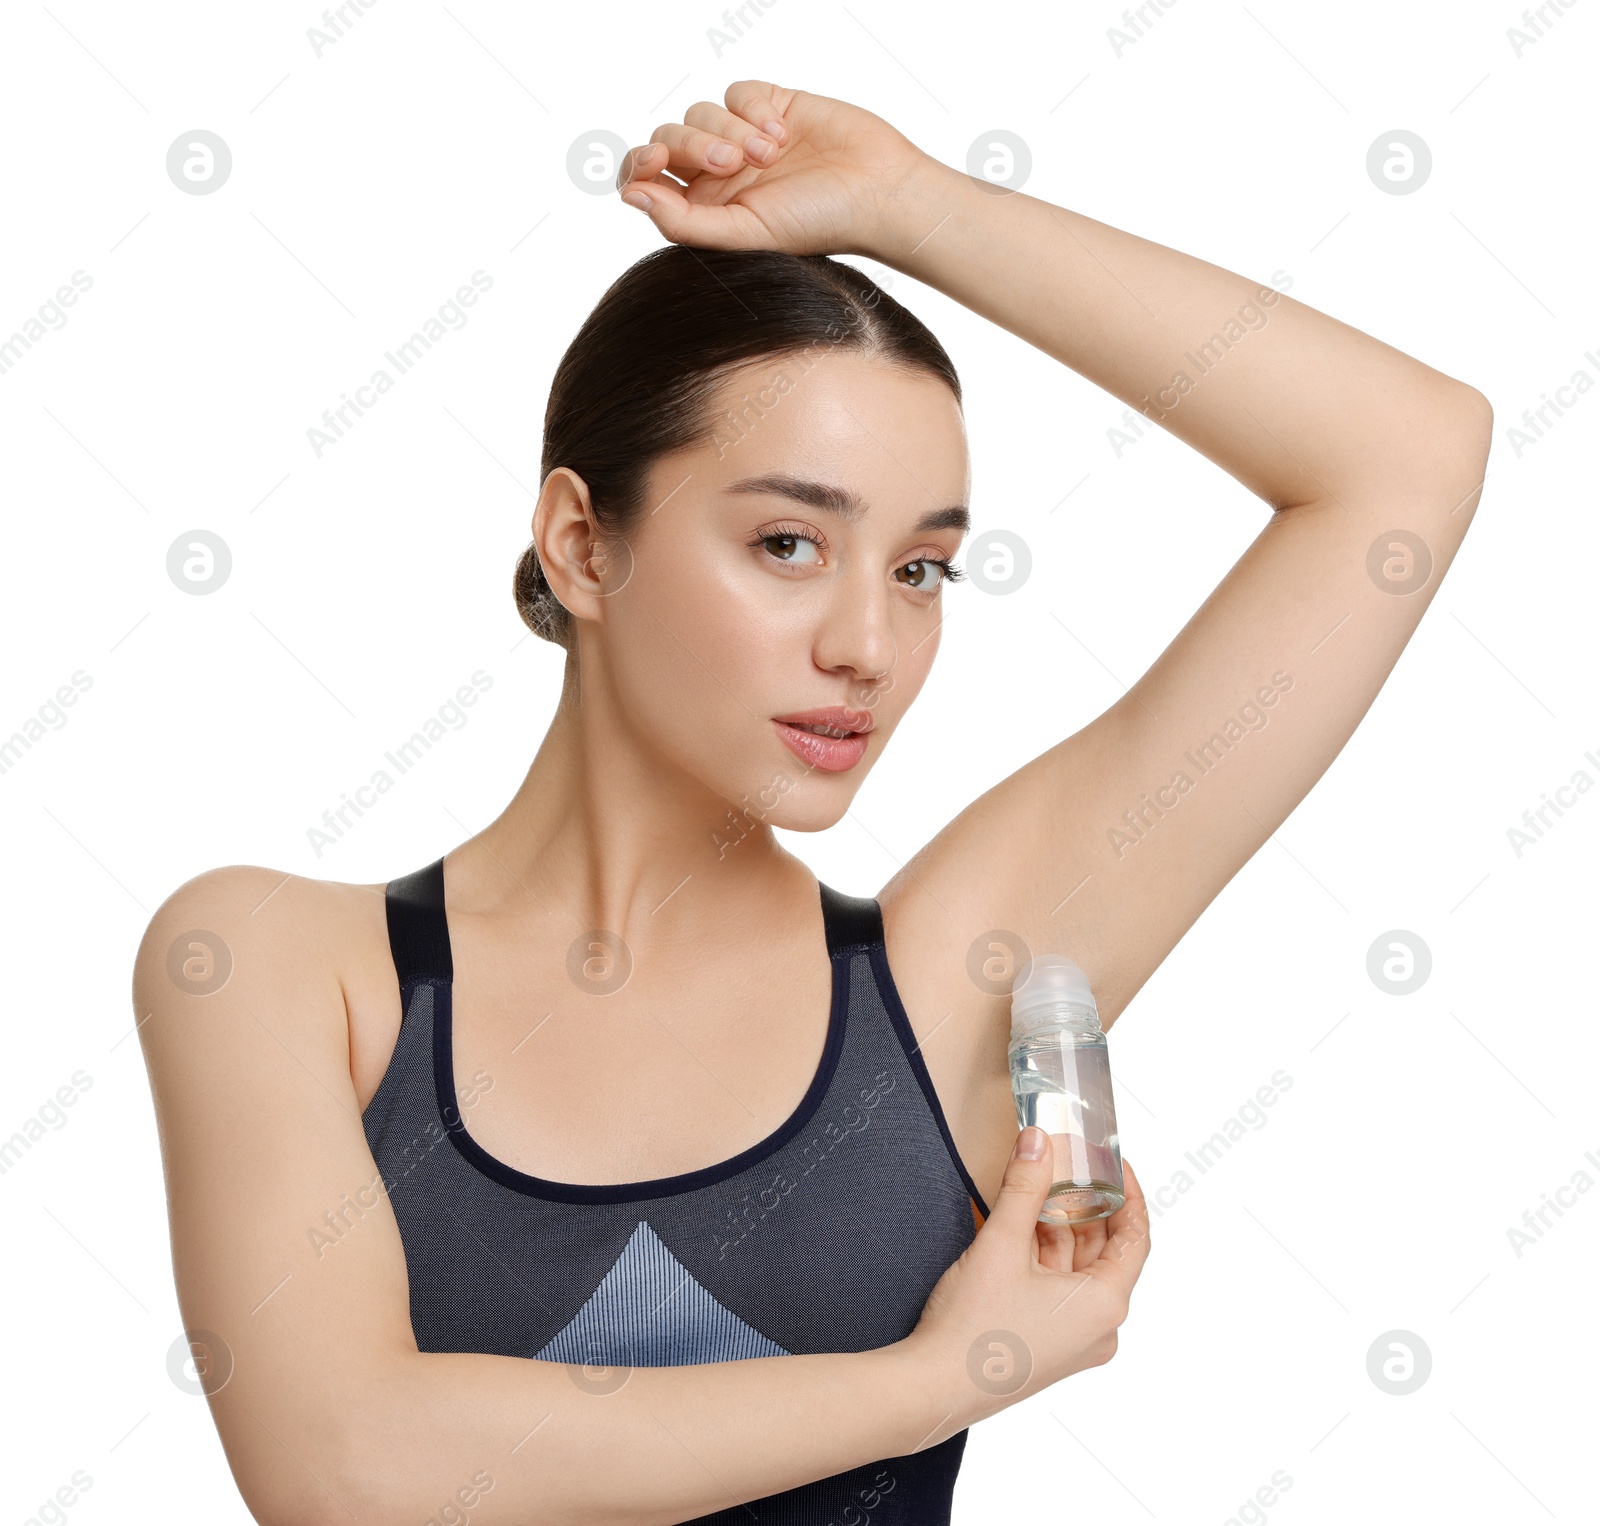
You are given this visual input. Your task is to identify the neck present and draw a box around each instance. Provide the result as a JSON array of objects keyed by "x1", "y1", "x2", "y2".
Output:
[{"x1": 448, "y1": 650, "x2": 811, "y2": 943}]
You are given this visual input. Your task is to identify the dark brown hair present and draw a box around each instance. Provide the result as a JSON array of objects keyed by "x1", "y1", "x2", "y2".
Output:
[{"x1": 515, "y1": 244, "x2": 962, "y2": 649}]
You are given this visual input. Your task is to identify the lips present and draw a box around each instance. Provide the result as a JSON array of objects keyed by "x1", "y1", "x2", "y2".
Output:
[
  {"x1": 771, "y1": 706, "x2": 874, "y2": 773},
  {"x1": 772, "y1": 706, "x2": 874, "y2": 737}
]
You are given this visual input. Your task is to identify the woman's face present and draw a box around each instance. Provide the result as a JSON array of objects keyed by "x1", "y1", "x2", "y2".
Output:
[{"x1": 581, "y1": 348, "x2": 971, "y2": 834}]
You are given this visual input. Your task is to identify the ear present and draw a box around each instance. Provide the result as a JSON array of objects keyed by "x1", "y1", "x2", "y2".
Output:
[{"x1": 534, "y1": 468, "x2": 617, "y2": 629}]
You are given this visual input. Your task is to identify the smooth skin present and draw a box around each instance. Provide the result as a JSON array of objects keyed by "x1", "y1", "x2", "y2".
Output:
[{"x1": 135, "y1": 80, "x2": 1488, "y2": 1526}]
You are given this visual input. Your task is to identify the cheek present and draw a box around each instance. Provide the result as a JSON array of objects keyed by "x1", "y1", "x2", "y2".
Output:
[
  {"x1": 605, "y1": 545, "x2": 787, "y2": 762},
  {"x1": 602, "y1": 540, "x2": 943, "y2": 789},
  {"x1": 868, "y1": 667, "x2": 925, "y2": 738}
]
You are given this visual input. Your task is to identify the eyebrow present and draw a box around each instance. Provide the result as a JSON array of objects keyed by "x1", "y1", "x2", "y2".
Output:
[{"x1": 721, "y1": 474, "x2": 970, "y2": 537}]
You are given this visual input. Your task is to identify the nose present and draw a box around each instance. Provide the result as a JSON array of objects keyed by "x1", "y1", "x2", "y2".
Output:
[{"x1": 813, "y1": 569, "x2": 898, "y2": 693}]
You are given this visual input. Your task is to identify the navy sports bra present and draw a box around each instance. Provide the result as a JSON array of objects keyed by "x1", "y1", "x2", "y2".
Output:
[{"x1": 362, "y1": 855, "x2": 993, "y2": 1523}]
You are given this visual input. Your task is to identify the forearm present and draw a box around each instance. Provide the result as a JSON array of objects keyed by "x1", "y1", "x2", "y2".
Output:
[
  {"x1": 873, "y1": 156, "x2": 1487, "y2": 511},
  {"x1": 335, "y1": 1339, "x2": 971, "y2": 1526}
]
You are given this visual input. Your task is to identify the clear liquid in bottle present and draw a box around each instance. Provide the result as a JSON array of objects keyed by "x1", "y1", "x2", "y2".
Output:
[{"x1": 1008, "y1": 955, "x2": 1124, "y2": 1225}]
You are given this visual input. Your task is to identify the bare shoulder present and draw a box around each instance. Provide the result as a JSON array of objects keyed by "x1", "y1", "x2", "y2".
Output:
[
  {"x1": 135, "y1": 863, "x2": 386, "y2": 979},
  {"x1": 132, "y1": 864, "x2": 390, "y2": 1071},
  {"x1": 129, "y1": 863, "x2": 418, "y2": 1521}
]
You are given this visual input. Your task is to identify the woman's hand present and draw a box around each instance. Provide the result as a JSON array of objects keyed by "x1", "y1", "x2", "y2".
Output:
[
  {"x1": 614, "y1": 81, "x2": 931, "y2": 259},
  {"x1": 901, "y1": 1133, "x2": 1152, "y2": 1432}
]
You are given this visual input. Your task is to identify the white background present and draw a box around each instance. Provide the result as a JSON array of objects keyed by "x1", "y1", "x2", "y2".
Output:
[{"x1": 2, "y1": 1, "x2": 1595, "y2": 1522}]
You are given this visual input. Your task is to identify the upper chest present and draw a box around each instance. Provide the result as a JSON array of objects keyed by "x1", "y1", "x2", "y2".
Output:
[{"x1": 339, "y1": 878, "x2": 1019, "y2": 1208}]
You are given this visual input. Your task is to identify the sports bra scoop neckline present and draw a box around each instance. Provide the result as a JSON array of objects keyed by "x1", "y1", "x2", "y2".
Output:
[{"x1": 387, "y1": 852, "x2": 898, "y2": 1206}]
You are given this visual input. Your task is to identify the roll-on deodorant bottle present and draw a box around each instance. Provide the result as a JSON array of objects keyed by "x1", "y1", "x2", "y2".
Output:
[{"x1": 1008, "y1": 954, "x2": 1125, "y2": 1224}]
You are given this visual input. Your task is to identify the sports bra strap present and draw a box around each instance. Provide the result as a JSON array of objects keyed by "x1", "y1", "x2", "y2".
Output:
[
  {"x1": 386, "y1": 856, "x2": 452, "y2": 986},
  {"x1": 385, "y1": 856, "x2": 881, "y2": 987},
  {"x1": 818, "y1": 881, "x2": 884, "y2": 958}
]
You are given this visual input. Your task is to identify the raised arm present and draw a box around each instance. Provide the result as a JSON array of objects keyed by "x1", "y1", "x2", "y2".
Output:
[
  {"x1": 877, "y1": 153, "x2": 1489, "y2": 515},
  {"x1": 869, "y1": 151, "x2": 1492, "y2": 1026},
  {"x1": 615, "y1": 80, "x2": 1493, "y2": 1029},
  {"x1": 133, "y1": 868, "x2": 960, "y2": 1526}
]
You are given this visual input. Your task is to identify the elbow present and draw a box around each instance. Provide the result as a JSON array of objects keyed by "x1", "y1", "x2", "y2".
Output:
[
  {"x1": 310, "y1": 1426, "x2": 405, "y2": 1526},
  {"x1": 1427, "y1": 375, "x2": 1494, "y2": 456},
  {"x1": 242, "y1": 1465, "x2": 373, "y2": 1526},
  {"x1": 1453, "y1": 381, "x2": 1495, "y2": 454},
  {"x1": 1449, "y1": 382, "x2": 1494, "y2": 508},
  {"x1": 234, "y1": 1407, "x2": 391, "y2": 1526},
  {"x1": 1416, "y1": 379, "x2": 1494, "y2": 520},
  {"x1": 285, "y1": 1370, "x2": 512, "y2": 1526},
  {"x1": 258, "y1": 1502, "x2": 349, "y2": 1526}
]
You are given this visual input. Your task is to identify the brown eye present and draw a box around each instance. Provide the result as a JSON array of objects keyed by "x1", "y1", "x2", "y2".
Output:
[
  {"x1": 759, "y1": 532, "x2": 822, "y2": 564},
  {"x1": 897, "y1": 558, "x2": 948, "y2": 589}
]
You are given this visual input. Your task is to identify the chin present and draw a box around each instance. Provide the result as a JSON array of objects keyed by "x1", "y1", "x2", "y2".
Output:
[
  {"x1": 767, "y1": 793, "x2": 856, "y2": 835},
  {"x1": 709, "y1": 758, "x2": 865, "y2": 843}
]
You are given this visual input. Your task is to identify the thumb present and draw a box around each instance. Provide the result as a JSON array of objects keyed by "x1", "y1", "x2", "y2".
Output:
[
  {"x1": 984, "y1": 1127, "x2": 1053, "y2": 1242},
  {"x1": 616, "y1": 177, "x2": 777, "y2": 253}
]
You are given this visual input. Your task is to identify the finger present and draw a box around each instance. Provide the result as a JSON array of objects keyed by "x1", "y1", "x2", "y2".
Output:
[
  {"x1": 981, "y1": 1128, "x2": 1057, "y2": 1264},
  {"x1": 722, "y1": 79, "x2": 792, "y2": 145},
  {"x1": 615, "y1": 174, "x2": 777, "y2": 252},
  {"x1": 676, "y1": 104, "x2": 784, "y2": 170},
  {"x1": 653, "y1": 118, "x2": 775, "y2": 176},
  {"x1": 1071, "y1": 1216, "x2": 1110, "y2": 1273},
  {"x1": 1120, "y1": 1156, "x2": 1146, "y2": 1213},
  {"x1": 615, "y1": 143, "x2": 700, "y2": 192},
  {"x1": 1110, "y1": 1157, "x2": 1147, "y2": 1234},
  {"x1": 1034, "y1": 1214, "x2": 1104, "y2": 1275},
  {"x1": 1081, "y1": 1158, "x2": 1145, "y2": 1266},
  {"x1": 1033, "y1": 1216, "x2": 1080, "y2": 1272},
  {"x1": 1039, "y1": 1196, "x2": 1125, "y2": 1272},
  {"x1": 1087, "y1": 1159, "x2": 1152, "y2": 1292}
]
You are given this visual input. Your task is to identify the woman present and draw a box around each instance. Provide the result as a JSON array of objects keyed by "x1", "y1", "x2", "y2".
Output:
[{"x1": 135, "y1": 82, "x2": 1490, "y2": 1524}]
